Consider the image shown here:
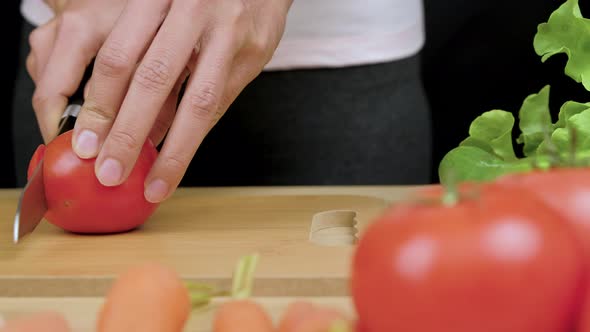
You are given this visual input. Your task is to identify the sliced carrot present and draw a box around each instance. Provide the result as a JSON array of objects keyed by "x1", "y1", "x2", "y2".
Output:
[
  {"x1": 278, "y1": 301, "x2": 316, "y2": 332},
  {"x1": 0, "y1": 311, "x2": 70, "y2": 332},
  {"x1": 212, "y1": 299, "x2": 275, "y2": 332},
  {"x1": 96, "y1": 262, "x2": 191, "y2": 332},
  {"x1": 295, "y1": 308, "x2": 351, "y2": 332},
  {"x1": 279, "y1": 303, "x2": 352, "y2": 332}
]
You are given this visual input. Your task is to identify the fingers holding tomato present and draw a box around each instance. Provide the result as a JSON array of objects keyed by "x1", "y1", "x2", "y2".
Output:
[{"x1": 33, "y1": 130, "x2": 160, "y2": 234}]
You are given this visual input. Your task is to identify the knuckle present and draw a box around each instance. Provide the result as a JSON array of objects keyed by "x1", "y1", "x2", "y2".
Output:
[
  {"x1": 108, "y1": 130, "x2": 141, "y2": 152},
  {"x1": 96, "y1": 41, "x2": 132, "y2": 77},
  {"x1": 58, "y1": 12, "x2": 98, "y2": 51},
  {"x1": 133, "y1": 53, "x2": 174, "y2": 94},
  {"x1": 81, "y1": 101, "x2": 115, "y2": 123},
  {"x1": 185, "y1": 0, "x2": 208, "y2": 18},
  {"x1": 162, "y1": 153, "x2": 191, "y2": 176},
  {"x1": 252, "y1": 35, "x2": 271, "y2": 56},
  {"x1": 228, "y1": 1, "x2": 247, "y2": 25},
  {"x1": 187, "y1": 81, "x2": 220, "y2": 121},
  {"x1": 31, "y1": 90, "x2": 48, "y2": 113},
  {"x1": 59, "y1": 12, "x2": 88, "y2": 35},
  {"x1": 28, "y1": 28, "x2": 43, "y2": 50}
]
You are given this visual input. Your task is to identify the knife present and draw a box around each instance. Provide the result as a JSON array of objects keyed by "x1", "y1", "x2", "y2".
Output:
[{"x1": 12, "y1": 60, "x2": 95, "y2": 244}]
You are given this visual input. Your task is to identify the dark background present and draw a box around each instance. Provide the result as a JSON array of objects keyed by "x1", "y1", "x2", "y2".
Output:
[{"x1": 1, "y1": 0, "x2": 588, "y2": 188}]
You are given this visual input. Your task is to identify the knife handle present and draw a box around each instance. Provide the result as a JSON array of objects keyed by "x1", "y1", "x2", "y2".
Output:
[{"x1": 57, "y1": 59, "x2": 95, "y2": 135}]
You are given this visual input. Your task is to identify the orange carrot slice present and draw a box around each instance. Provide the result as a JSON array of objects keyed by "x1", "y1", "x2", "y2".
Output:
[
  {"x1": 96, "y1": 262, "x2": 191, "y2": 332},
  {"x1": 212, "y1": 299, "x2": 275, "y2": 332},
  {"x1": 278, "y1": 301, "x2": 316, "y2": 332},
  {"x1": 278, "y1": 302, "x2": 352, "y2": 332},
  {"x1": 0, "y1": 311, "x2": 70, "y2": 332},
  {"x1": 294, "y1": 308, "x2": 352, "y2": 332}
]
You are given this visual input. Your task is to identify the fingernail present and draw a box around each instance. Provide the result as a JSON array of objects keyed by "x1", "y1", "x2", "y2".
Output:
[
  {"x1": 145, "y1": 179, "x2": 169, "y2": 203},
  {"x1": 0, "y1": 314, "x2": 5, "y2": 328},
  {"x1": 97, "y1": 158, "x2": 123, "y2": 186},
  {"x1": 74, "y1": 130, "x2": 99, "y2": 158}
]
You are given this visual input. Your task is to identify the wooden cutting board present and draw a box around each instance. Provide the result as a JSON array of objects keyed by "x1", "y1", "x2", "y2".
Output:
[{"x1": 0, "y1": 186, "x2": 424, "y2": 297}]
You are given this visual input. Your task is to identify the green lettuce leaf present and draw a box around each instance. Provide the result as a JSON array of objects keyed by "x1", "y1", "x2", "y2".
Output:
[
  {"x1": 516, "y1": 85, "x2": 552, "y2": 156},
  {"x1": 552, "y1": 108, "x2": 590, "y2": 152},
  {"x1": 555, "y1": 100, "x2": 590, "y2": 128},
  {"x1": 438, "y1": 146, "x2": 533, "y2": 183},
  {"x1": 538, "y1": 101, "x2": 590, "y2": 152},
  {"x1": 438, "y1": 0, "x2": 590, "y2": 185},
  {"x1": 459, "y1": 110, "x2": 517, "y2": 161},
  {"x1": 534, "y1": 0, "x2": 590, "y2": 90},
  {"x1": 438, "y1": 85, "x2": 590, "y2": 183}
]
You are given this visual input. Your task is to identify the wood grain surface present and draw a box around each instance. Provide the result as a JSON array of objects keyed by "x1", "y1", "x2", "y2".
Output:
[{"x1": 0, "y1": 186, "x2": 426, "y2": 297}]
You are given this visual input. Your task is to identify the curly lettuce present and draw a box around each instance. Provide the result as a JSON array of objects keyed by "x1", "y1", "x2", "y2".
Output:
[
  {"x1": 438, "y1": 0, "x2": 590, "y2": 184},
  {"x1": 534, "y1": 0, "x2": 590, "y2": 90},
  {"x1": 439, "y1": 87, "x2": 590, "y2": 183}
]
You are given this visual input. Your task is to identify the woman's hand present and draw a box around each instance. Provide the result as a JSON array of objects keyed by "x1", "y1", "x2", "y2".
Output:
[
  {"x1": 26, "y1": 0, "x2": 127, "y2": 142},
  {"x1": 27, "y1": 0, "x2": 293, "y2": 203}
]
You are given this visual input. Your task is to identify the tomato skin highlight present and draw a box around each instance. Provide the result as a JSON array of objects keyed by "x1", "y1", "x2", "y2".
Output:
[
  {"x1": 496, "y1": 168, "x2": 590, "y2": 256},
  {"x1": 40, "y1": 130, "x2": 159, "y2": 234},
  {"x1": 350, "y1": 183, "x2": 586, "y2": 332}
]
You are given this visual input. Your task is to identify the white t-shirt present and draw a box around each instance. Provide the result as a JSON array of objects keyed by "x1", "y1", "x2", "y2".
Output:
[{"x1": 20, "y1": 0, "x2": 425, "y2": 71}]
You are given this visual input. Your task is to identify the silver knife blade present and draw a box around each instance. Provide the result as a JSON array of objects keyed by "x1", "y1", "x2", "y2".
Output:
[
  {"x1": 12, "y1": 60, "x2": 94, "y2": 244},
  {"x1": 13, "y1": 159, "x2": 47, "y2": 243},
  {"x1": 12, "y1": 104, "x2": 85, "y2": 244}
]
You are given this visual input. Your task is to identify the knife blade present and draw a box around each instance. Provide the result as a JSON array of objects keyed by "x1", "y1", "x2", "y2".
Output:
[{"x1": 12, "y1": 60, "x2": 94, "y2": 244}]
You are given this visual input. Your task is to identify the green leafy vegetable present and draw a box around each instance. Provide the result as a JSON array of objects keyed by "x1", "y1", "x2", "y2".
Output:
[
  {"x1": 516, "y1": 85, "x2": 552, "y2": 156},
  {"x1": 438, "y1": 86, "x2": 590, "y2": 183},
  {"x1": 459, "y1": 110, "x2": 517, "y2": 161},
  {"x1": 438, "y1": 0, "x2": 590, "y2": 184},
  {"x1": 534, "y1": 0, "x2": 590, "y2": 90}
]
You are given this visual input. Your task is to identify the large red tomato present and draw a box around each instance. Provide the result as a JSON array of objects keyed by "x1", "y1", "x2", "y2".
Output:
[
  {"x1": 350, "y1": 183, "x2": 586, "y2": 332},
  {"x1": 496, "y1": 168, "x2": 590, "y2": 256},
  {"x1": 579, "y1": 285, "x2": 590, "y2": 332},
  {"x1": 494, "y1": 167, "x2": 590, "y2": 332},
  {"x1": 27, "y1": 130, "x2": 160, "y2": 234}
]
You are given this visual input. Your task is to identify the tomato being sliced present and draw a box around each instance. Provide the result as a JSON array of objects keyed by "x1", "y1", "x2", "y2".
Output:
[
  {"x1": 350, "y1": 183, "x2": 585, "y2": 332},
  {"x1": 27, "y1": 144, "x2": 46, "y2": 180},
  {"x1": 30, "y1": 130, "x2": 160, "y2": 234}
]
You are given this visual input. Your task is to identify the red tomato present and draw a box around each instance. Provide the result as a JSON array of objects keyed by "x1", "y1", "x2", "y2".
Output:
[
  {"x1": 496, "y1": 168, "x2": 590, "y2": 256},
  {"x1": 494, "y1": 167, "x2": 590, "y2": 332},
  {"x1": 579, "y1": 286, "x2": 590, "y2": 332},
  {"x1": 350, "y1": 183, "x2": 585, "y2": 332},
  {"x1": 27, "y1": 130, "x2": 160, "y2": 234}
]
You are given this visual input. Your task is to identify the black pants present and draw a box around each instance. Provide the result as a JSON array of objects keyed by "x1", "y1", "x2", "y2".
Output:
[{"x1": 12, "y1": 21, "x2": 432, "y2": 187}]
